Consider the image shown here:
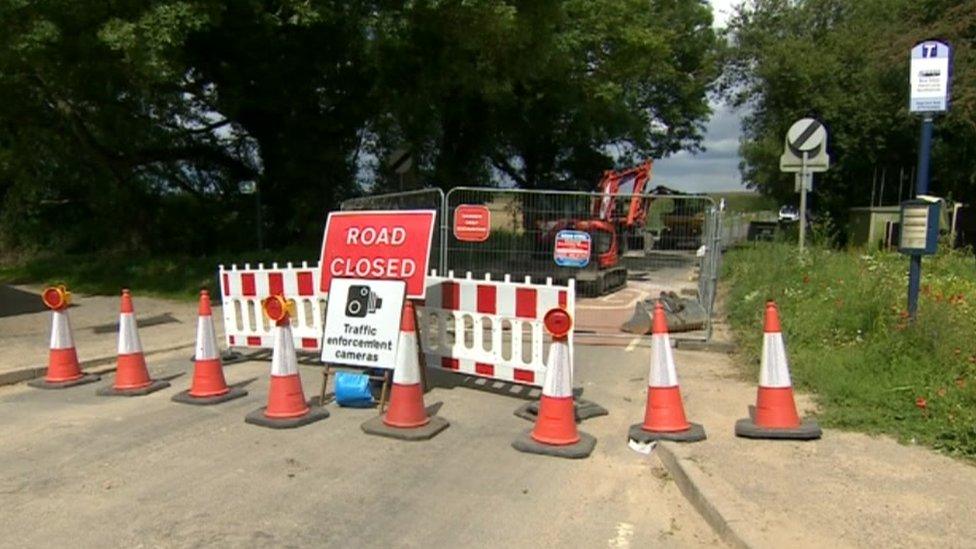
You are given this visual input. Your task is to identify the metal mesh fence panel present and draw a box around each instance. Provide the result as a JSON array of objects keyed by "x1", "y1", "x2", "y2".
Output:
[
  {"x1": 445, "y1": 188, "x2": 715, "y2": 291},
  {"x1": 446, "y1": 187, "x2": 717, "y2": 340},
  {"x1": 341, "y1": 188, "x2": 446, "y2": 273},
  {"x1": 338, "y1": 187, "x2": 723, "y2": 341}
]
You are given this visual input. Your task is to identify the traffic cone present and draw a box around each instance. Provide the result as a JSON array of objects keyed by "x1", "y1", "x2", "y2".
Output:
[
  {"x1": 735, "y1": 301, "x2": 821, "y2": 440},
  {"x1": 245, "y1": 295, "x2": 328, "y2": 428},
  {"x1": 513, "y1": 308, "x2": 596, "y2": 458},
  {"x1": 628, "y1": 301, "x2": 706, "y2": 443},
  {"x1": 173, "y1": 290, "x2": 248, "y2": 405},
  {"x1": 28, "y1": 285, "x2": 100, "y2": 389},
  {"x1": 362, "y1": 300, "x2": 449, "y2": 440},
  {"x1": 97, "y1": 289, "x2": 170, "y2": 396}
]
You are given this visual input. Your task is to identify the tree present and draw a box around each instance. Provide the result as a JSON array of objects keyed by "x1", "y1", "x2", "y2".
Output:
[
  {"x1": 723, "y1": 0, "x2": 976, "y2": 228},
  {"x1": 0, "y1": 0, "x2": 721, "y2": 254},
  {"x1": 367, "y1": 0, "x2": 720, "y2": 191}
]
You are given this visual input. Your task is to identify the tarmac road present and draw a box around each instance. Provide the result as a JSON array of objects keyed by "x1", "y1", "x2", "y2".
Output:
[{"x1": 0, "y1": 344, "x2": 720, "y2": 548}]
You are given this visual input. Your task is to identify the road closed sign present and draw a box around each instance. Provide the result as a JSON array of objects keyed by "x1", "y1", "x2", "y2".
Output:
[
  {"x1": 554, "y1": 230, "x2": 591, "y2": 268},
  {"x1": 322, "y1": 278, "x2": 406, "y2": 368},
  {"x1": 320, "y1": 210, "x2": 436, "y2": 298}
]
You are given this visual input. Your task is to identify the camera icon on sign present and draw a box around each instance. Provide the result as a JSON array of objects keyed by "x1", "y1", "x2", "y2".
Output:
[{"x1": 346, "y1": 285, "x2": 382, "y2": 318}]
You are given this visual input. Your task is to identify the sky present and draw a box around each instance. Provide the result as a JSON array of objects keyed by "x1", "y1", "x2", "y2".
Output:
[{"x1": 653, "y1": 0, "x2": 749, "y2": 194}]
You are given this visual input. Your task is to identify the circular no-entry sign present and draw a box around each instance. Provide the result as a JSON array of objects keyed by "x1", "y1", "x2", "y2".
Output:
[{"x1": 786, "y1": 118, "x2": 826, "y2": 157}]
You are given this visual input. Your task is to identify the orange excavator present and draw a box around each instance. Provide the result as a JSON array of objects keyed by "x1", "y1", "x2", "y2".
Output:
[{"x1": 540, "y1": 161, "x2": 661, "y2": 295}]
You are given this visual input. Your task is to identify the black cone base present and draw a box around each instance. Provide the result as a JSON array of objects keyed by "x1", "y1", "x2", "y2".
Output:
[
  {"x1": 628, "y1": 422, "x2": 706, "y2": 443},
  {"x1": 514, "y1": 398, "x2": 609, "y2": 423},
  {"x1": 28, "y1": 373, "x2": 101, "y2": 390},
  {"x1": 245, "y1": 404, "x2": 329, "y2": 429},
  {"x1": 96, "y1": 379, "x2": 170, "y2": 397},
  {"x1": 735, "y1": 417, "x2": 822, "y2": 440},
  {"x1": 512, "y1": 429, "x2": 596, "y2": 459},
  {"x1": 172, "y1": 386, "x2": 248, "y2": 406},
  {"x1": 361, "y1": 415, "x2": 450, "y2": 441}
]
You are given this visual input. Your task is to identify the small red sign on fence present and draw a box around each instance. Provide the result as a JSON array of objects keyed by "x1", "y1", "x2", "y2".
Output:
[
  {"x1": 319, "y1": 210, "x2": 436, "y2": 298},
  {"x1": 453, "y1": 204, "x2": 491, "y2": 242}
]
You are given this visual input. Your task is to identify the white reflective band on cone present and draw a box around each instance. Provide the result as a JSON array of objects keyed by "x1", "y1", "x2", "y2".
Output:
[
  {"x1": 648, "y1": 333, "x2": 678, "y2": 387},
  {"x1": 195, "y1": 316, "x2": 219, "y2": 361},
  {"x1": 542, "y1": 339, "x2": 572, "y2": 398},
  {"x1": 759, "y1": 332, "x2": 792, "y2": 388},
  {"x1": 270, "y1": 324, "x2": 298, "y2": 377},
  {"x1": 50, "y1": 310, "x2": 74, "y2": 349},
  {"x1": 117, "y1": 313, "x2": 143, "y2": 354},
  {"x1": 392, "y1": 331, "x2": 421, "y2": 385}
]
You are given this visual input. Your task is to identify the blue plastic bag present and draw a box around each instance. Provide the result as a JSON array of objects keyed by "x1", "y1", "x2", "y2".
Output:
[{"x1": 334, "y1": 371, "x2": 374, "y2": 408}]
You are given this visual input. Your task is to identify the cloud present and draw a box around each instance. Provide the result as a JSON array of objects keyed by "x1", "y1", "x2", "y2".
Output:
[{"x1": 654, "y1": 102, "x2": 747, "y2": 193}]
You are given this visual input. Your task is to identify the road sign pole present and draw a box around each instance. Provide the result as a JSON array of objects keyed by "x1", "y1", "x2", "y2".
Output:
[
  {"x1": 799, "y1": 152, "x2": 808, "y2": 252},
  {"x1": 255, "y1": 182, "x2": 264, "y2": 251},
  {"x1": 907, "y1": 114, "x2": 934, "y2": 319}
]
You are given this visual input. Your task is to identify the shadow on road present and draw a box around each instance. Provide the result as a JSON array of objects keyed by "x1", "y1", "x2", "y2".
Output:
[{"x1": 0, "y1": 285, "x2": 46, "y2": 318}]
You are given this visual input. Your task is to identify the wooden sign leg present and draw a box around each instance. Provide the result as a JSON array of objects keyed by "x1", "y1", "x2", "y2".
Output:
[
  {"x1": 318, "y1": 364, "x2": 332, "y2": 406},
  {"x1": 411, "y1": 299, "x2": 429, "y2": 392},
  {"x1": 378, "y1": 370, "x2": 391, "y2": 414}
]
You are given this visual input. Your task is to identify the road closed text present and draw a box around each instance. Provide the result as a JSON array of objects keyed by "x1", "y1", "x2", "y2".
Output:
[
  {"x1": 328, "y1": 227, "x2": 418, "y2": 278},
  {"x1": 319, "y1": 210, "x2": 436, "y2": 298}
]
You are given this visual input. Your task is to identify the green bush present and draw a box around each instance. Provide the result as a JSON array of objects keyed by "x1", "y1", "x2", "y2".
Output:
[
  {"x1": 0, "y1": 247, "x2": 318, "y2": 301},
  {"x1": 724, "y1": 242, "x2": 976, "y2": 458}
]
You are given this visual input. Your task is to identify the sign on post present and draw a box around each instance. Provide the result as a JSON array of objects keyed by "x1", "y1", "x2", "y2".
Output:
[
  {"x1": 319, "y1": 210, "x2": 436, "y2": 298},
  {"x1": 779, "y1": 118, "x2": 829, "y2": 173},
  {"x1": 453, "y1": 204, "x2": 491, "y2": 242},
  {"x1": 553, "y1": 230, "x2": 591, "y2": 268},
  {"x1": 321, "y1": 278, "x2": 405, "y2": 368},
  {"x1": 780, "y1": 118, "x2": 829, "y2": 252},
  {"x1": 910, "y1": 40, "x2": 952, "y2": 113}
]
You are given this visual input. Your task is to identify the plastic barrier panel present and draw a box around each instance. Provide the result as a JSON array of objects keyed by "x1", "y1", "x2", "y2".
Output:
[
  {"x1": 219, "y1": 262, "x2": 325, "y2": 352},
  {"x1": 418, "y1": 271, "x2": 575, "y2": 388}
]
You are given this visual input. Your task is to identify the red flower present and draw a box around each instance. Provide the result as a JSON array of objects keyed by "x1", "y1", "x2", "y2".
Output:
[{"x1": 915, "y1": 397, "x2": 927, "y2": 409}]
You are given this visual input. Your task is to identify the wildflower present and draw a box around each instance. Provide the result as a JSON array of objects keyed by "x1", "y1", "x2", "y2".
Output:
[{"x1": 915, "y1": 397, "x2": 927, "y2": 409}]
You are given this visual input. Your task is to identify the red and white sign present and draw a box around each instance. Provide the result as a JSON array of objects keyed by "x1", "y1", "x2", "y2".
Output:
[
  {"x1": 319, "y1": 210, "x2": 436, "y2": 298},
  {"x1": 453, "y1": 204, "x2": 491, "y2": 242},
  {"x1": 553, "y1": 230, "x2": 591, "y2": 267}
]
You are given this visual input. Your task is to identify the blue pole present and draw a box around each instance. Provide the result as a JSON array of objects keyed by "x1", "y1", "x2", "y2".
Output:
[{"x1": 907, "y1": 115, "x2": 933, "y2": 319}]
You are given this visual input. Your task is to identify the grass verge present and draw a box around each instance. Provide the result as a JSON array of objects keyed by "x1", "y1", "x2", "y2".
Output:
[
  {"x1": 723, "y1": 242, "x2": 976, "y2": 459},
  {"x1": 0, "y1": 248, "x2": 318, "y2": 301}
]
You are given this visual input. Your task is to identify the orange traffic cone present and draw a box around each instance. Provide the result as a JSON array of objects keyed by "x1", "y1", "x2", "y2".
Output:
[
  {"x1": 628, "y1": 301, "x2": 706, "y2": 443},
  {"x1": 735, "y1": 301, "x2": 821, "y2": 440},
  {"x1": 362, "y1": 300, "x2": 449, "y2": 440},
  {"x1": 513, "y1": 308, "x2": 595, "y2": 458},
  {"x1": 173, "y1": 290, "x2": 248, "y2": 405},
  {"x1": 97, "y1": 289, "x2": 170, "y2": 396},
  {"x1": 28, "y1": 285, "x2": 100, "y2": 389},
  {"x1": 245, "y1": 295, "x2": 328, "y2": 428}
]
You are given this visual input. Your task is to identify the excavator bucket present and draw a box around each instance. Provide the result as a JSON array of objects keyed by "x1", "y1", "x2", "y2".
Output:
[{"x1": 621, "y1": 292, "x2": 707, "y2": 334}]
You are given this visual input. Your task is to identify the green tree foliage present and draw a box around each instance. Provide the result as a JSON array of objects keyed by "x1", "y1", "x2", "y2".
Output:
[
  {"x1": 723, "y1": 0, "x2": 976, "y2": 228},
  {"x1": 0, "y1": 0, "x2": 719, "y2": 254}
]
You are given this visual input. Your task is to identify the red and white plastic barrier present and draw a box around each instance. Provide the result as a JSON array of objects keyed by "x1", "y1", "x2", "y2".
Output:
[
  {"x1": 218, "y1": 262, "x2": 325, "y2": 352},
  {"x1": 217, "y1": 265, "x2": 576, "y2": 389},
  {"x1": 419, "y1": 271, "x2": 575, "y2": 388}
]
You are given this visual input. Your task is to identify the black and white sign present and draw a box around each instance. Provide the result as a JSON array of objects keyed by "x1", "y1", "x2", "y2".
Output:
[
  {"x1": 780, "y1": 118, "x2": 829, "y2": 173},
  {"x1": 321, "y1": 278, "x2": 406, "y2": 369},
  {"x1": 910, "y1": 40, "x2": 951, "y2": 113}
]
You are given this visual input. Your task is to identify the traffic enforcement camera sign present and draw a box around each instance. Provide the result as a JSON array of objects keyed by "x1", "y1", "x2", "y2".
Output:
[
  {"x1": 322, "y1": 278, "x2": 406, "y2": 369},
  {"x1": 319, "y1": 210, "x2": 436, "y2": 298},
  {"x1": 780, "y1": 118, "x2": 829, "y2": 173}
]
